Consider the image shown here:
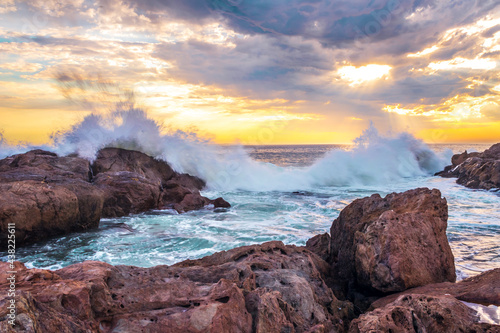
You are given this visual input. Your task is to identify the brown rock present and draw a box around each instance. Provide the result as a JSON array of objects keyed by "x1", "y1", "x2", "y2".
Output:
[
  {"x1": 92, "y1": 147, "x2": 175, "y2": 182},
  {"x1": 330, "y1": 188, "x2": 456, "y2": 294},
  {"x1": 92, "y1": 148, "x2": 224, "y2": 215},
  {"x1": 306, "y1": 233, "x2": 331, "y2": 262},
  {"x1": 0, "y1": 242, "x2": 353, "y2": 333},
  {"x1": 451, "y1": 150, "x2": 481, "y2": 167},
  {"x1": 483, "y1": 143, "x2": 500, "y2": 159},
  {"x1": 213, "y1": 197, "x2": 231, "y2": 209},
  {"x1": 371, "y1": 268, "x2": 500, "y2": 309},
  {"x1": 0, "y1": 149, "x2": 92, "y2": 183},
  {"x1": 349, "y1": 294, "x2": 498, "y2": 333},
  {"x1": 0, "y1": 148, "x2": 229, "y2": 246},
  {"x1": 0, "y1": 150, "x2": 103, "y2": 246},
  {"x1": 93, "y1": 171, "x2": 163, "y2": 217},
  {"x1": 437, "y1": 143, "x2": 500, "y2": 191}
]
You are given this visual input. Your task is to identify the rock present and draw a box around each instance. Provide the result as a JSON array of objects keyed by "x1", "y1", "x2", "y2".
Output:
[
  {"x1": 0, "y1": 242, "x2": 354, "y2": 333},
  {"x1": 0, "y1": 150, "x2": 103, "y2": 246},
  {"x1": 349, "y1": 294, "x2": 498, "y2": 333},
  {"x1": 92, "y1": 148, "x2": 226, "y2": 216},
  {"x1": 437, "y1": 143, "x2": 500, "y2": 191},
  {"x1": 370, "y1": 268, "x2": 500, "y2": 309},
  {"x1": 483, "y1": 143, "x2": 500, "y2": 159},
  {"x1": 330, "y1": 188, "x2": 456, "y2": 294},
  {"x1": 306, "y1": 233, "x2": 331, "y2": 262},
  {"x1": 0, "y1": 149, "x2": 92, "y2": 183},
  {"x1": 451, "y1": 150, "x2": 481, "y2": 167},
  {"x1": 213, "y1": 197, "x2": 231, "y2": 209},
  {"x1": 91, "y1": 147, "x2": 175, "y2": 182},
  {"x1": 0, "y1": 148, "x2": 230, "y2": 246}
]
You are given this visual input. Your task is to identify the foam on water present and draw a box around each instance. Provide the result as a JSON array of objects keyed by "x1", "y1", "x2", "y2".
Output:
[
  {"x1": 0, "y1": 105, "x2": 498, "y2": 280},
  {"x1": 0, "y1": 108, "x2": 450, "y2": 192}
]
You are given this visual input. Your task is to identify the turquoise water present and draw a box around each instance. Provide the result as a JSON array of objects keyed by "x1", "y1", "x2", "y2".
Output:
[{"x1": 5, "y1": 144, "x2": 500, "y2": 280}]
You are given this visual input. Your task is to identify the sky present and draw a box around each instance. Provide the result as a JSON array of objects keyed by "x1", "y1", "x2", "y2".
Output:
[{"x1": 0, "y1": 0, "x2": 499, "y2": 145}]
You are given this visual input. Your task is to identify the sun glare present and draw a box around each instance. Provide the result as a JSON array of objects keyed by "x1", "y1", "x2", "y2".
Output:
[{"x1": 337, "y1": 64, "x2": 392, "y2": 86}]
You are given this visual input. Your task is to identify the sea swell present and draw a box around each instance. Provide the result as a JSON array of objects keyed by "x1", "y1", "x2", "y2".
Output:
[{"x1": 0, "y1": 108, "x2": 451, "y2": 191}]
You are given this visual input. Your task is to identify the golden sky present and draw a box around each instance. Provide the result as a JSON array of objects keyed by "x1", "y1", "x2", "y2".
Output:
[{"x1": 0, "y1": 0, "x2": 499, "y2": 145}]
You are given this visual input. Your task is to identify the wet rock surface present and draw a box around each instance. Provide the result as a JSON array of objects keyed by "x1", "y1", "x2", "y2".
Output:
[
  {"x1": 437, "y1": 143, "x2": 500, "y2": 191},
  {"x1": 0, "y1": 148, "x2": 229, "y2": 246}
]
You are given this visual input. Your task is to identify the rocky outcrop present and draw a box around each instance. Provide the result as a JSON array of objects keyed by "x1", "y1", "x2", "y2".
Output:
[
  {"x1": 0, "y1": 242, "x2": 354, "y2": 333},
  {"x1": 1, "y1": 187, "x2": 499, "y2": 332},
  {"x1": 0, "y1": 148, "x2": 229, "y2": 246},
  {"x1": 370, "y1": 268, "x2": 500, "y2": 309},
  {"x1": 352, "y1": 268, "x2": 500, "y2": 332},
  {"x1": 329, "y1": 188, "x2": 456, "y2": 295},
  {"x1": 437, "y1": 143, "x2": 500, "y2": 191},
  {"x1": 0, "y1": 150, "x2": 104, "y2": 246},
  {"x1": 92, "y1": 148, "x2": 229, "y2": 217},
  {"x1": 349, "y1": 294, "x2": 494, "y2": 333}
]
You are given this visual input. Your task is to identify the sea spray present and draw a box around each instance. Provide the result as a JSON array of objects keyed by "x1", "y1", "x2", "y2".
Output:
[{"x1": 0, "y1": 107, "x2": 450, "y2": 191}]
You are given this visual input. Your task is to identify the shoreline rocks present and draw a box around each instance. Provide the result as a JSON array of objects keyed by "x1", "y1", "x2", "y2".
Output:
[
  {"x1": 0, "y1": 242, "x2": 354, "y2": 333},
  {"x1": 329, "y1": 188, "x2": 455, "y2": 295},
  {"x1": 0, "y1": 148, "x2": 230, "y2": 246},
  {"x1": 1, "y1": 188, "x2": 498, "y2": 332},
  {"x1": 436, "y1": 142, "x2": 500, "y2": 191}
]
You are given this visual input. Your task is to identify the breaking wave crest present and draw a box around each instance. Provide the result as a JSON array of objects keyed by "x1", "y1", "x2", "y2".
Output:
[{"x1": 0, "y1": 107, "x2": 449, "y2": 191}]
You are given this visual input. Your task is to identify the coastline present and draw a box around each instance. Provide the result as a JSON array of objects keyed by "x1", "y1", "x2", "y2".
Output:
[{"x1": 1, "y1": 144, "x2": 499, "y2": 331}]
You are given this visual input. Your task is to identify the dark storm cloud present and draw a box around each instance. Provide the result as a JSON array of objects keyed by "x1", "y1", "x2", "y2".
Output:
[
  {"x1": 3, "y1": 0, "x2": 499, "y2": 122},
  {"x1": 134, "y1": 0, "x2": 500, "y2": 50}
]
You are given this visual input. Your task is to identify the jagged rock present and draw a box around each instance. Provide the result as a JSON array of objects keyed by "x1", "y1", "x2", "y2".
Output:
[
  {"x1": 92, "y1": 148, "x2": 224, "y2": 216},
  {"x1": 91, "y1": 147, "x2": 175, "y2": 182},
  {"x1": 0, "y1": 148, "x2": 229, "y2": 246},
  {"x1": 0, "y1": 242, "x2": 354, "y2": 333},
  {"x1": 0, "y1": 150, "x2": 103, "y2": 246},
  {"x1": 2, "y1": 187, "x2": 499, "y2": 332},
  {"x1": 370, "y1": 268, "x2": 500, "y2": 309},
  {"x1": 330, "y1": 188, "x2": 456, "y2": 294},
  {"x1": 437, "y1": 143, "x2": 500, "y2": 191},
  {"x1": 349, "y1": 294, "x2": 497, "y2": 333},
  {"x1": 306, "y1": 233, "x2": 331, "y2": 262}
]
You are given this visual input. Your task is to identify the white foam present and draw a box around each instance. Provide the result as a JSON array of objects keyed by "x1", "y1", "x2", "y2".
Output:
[{"x1": 0, "y1": 107, "x2": 449, "y2": 191}]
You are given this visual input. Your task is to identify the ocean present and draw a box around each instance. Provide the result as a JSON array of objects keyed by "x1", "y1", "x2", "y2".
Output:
[{"x1": 7, "y1": 140, "x2": 499, "y2": 281}]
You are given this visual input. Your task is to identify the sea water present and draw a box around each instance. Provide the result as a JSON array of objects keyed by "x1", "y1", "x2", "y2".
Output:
[{"x1": 1, "y1": 110, "x2": 498, "y2": 280}]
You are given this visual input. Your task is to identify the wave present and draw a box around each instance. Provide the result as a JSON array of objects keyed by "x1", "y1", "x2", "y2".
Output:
[{"x1": 0, "y1": 107, "x2": 450, "y2": 191}]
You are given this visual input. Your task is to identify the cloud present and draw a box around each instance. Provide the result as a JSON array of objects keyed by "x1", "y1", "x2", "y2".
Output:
[
  {"x1": 0, "y1": 59, "x2": 43, "y2": 72},
  {"x1": 1, "y1": 0, "x2": 500, "y2": 143},
  {"x1": 0, "y1": 0, "x2": 16, "y2": 14}
]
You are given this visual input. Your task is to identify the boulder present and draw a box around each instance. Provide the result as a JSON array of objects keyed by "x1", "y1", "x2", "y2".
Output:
[
  {"x1": 349, "y1": 294, "x2": 497, "y2": 333},
  {"x1": 0, "y1": 242, "x2": 354, "y2": 333},
  {"x1": 0, "y1": 150, "x2": 103, "y2": 246},
  {"x1": 330, "y1": 188, "x2": 456, "y2": 294},
  {"x1": 91, "y1": 147, "x2": 175, "y2": 182},
  {"x1": 437, "y1": 143, "x2": 500, "y2": 191},
  {"x1": 92, "y1": 148, "x2": 226, "y2": 216}
]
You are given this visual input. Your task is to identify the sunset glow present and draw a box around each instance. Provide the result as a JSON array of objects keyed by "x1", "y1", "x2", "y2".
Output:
[{"x1": 0, "y1": 1, "x2": 499, "y2": 144}]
